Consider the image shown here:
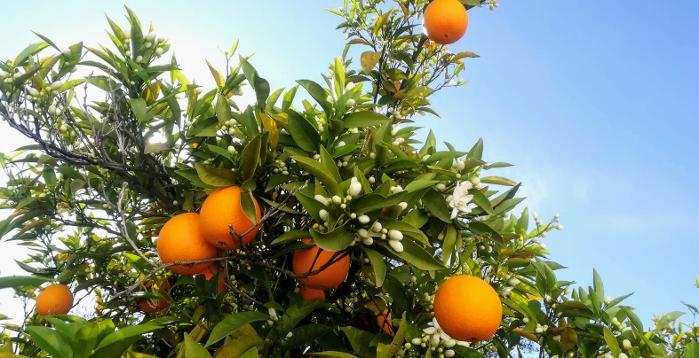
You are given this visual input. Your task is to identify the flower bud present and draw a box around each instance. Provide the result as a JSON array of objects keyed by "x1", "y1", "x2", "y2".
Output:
[
  {"x1": 362, "y1": 237, "x2": 373, "y2": 246},
  {"x1": 358, "y1": 215, "x2": 370, "y2": 224},
  {"x1": 388, "y1": 239, "x2": 403, "y2": 253},
  {"x1": 348, "y1": 180, "x2": 362, "y2": 197},
  {"x1": 622, "y1": 339, "x2": 632, "y2": 350},
  {"x1": 371, "y1": 222, "x2": 382, "y2": 232},
  {"x1": 319, "y1": 209, "x2": 329, "y2": 221},
  {"x1": 388, "y1": 230, "x2": 403, "y2": 241},
  {"x1": 346, "y1": 98, "x2": 356, "y2": 107}
]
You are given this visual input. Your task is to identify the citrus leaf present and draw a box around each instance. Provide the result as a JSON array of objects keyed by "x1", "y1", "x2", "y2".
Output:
[
  {"x1": 205, "y1": 311, "x2": 267, "y2": 347},
  {"x1": 194, "y1": 163, "x2": 236, "y2": 187},
  {"x1": 363, "y1": 248, "x2": 386, "y2": 287},
  {"x1": 310, "y1": 227, "x2": 354, "y2": 252},
  {"x1": 0, "y1": 275, "x2": 51, "y2": 289}
]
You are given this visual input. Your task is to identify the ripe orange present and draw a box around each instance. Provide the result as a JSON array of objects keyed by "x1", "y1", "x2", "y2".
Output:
[
  {"x1": 199, "y1": 186, "x2": 262, "y2": 250},
  {"x1": 137, "y1": 281, "x2": 170, "y2": 314},
  {"x1": 376, "y1": 309, "x2": 395, "y2": 336},
  {"x1": 423, "y1": 0, "x2": 468, "y2": 45},
  {"x1": 434, "y1": 275, "x2": 502, "y2": 341},
  {"x1": 293, "y1": 243, "x2": 350, "y2": 290},
  {"x1": 299, "y1": 285, "x2": 325, "y2": 301},
  {"x1": 35, "y1": 284, "x2": 73, "y2": 315},
  {"x1": 156, "y1": 213, "x2": 218, "y2": 275}
]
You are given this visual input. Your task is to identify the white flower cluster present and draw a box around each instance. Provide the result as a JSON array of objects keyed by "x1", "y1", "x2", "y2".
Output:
[
  {"x1": 354, "y1": 218, "x2": 405, "y2": 252},
  {"x1": 404, "y1": 318, "x2": 468, "y2": 357},
  {"x1": 447, "y1": 181, "x2": 474, "y2": 219},
  {"x1": 272, "y1": 159, "x2": 289, "y2": 175}
]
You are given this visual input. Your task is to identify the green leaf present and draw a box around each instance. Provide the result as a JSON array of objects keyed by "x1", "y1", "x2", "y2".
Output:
[
  {"x1": 26, "y1": 326, "x2": 73, "y2": 358},
  {"x1": 129, "y1": 98, "x2": 155, "y2": 124},
  {"x1": 340, "y1": 327, "x2": 376, "y2": 358},
  {"x1": 297, "y1": 79, "x2": 332, "y2": 115},
  {"x1": 683, "y1": 342, "x2": 698, "y2": 358},
  {"x1": 404, "y1": 180, "x2": 439, "y2": 193},
  {"x1": 376, "y1": 312, "x2": 408, "y2": 358},
  {"x1": 593, "y1": 269, "x2": 605, "y2": 304},
  {"x1": 293, "y1": 156, "x2": 339, "y2": 194},
  {"x1": 422, "y1": 189, "x2": 451, "y2": 222},
  {"x1": 282, "y1": 86, "x2": 298, "y2": 112},
  {"x1": 14, "y1": 42, "x2": 49, "y2": 66},
  {"x1": 184, "y1": 332, "x2": 212, "y2": 358},
  {"x1": 350, "y1": 191, "x2": 412, "y2": 215},
  {"x1": 602, "y1": 327, "x2": 620, "y2": 357},
  {"x1": 205, "y1": 311, "x2": 268, "y2": 347},
  {"x1": 319, "y1": 145, "x2": 342, "y2": 183},
  {"x1": 0, "y1": 275, "x2": 51, "y2": 289},
  {"x1": 312, "y1": 352, "x2": 358, "y2": 358},
  {"x1": 310, "y1": 227, "x2": 354, "y2": 252},
  {"x1": 342, "y1": 111, "x2": 390, "y2": 128},
  {"x1": 240, "y1": 347, "x2": 259, "y2": 358},
  {"x1": 480, "y1": 176, "x2": 517, "y2": 186},
  {"x1": 516, "y1": 208, "x2": 529, "y2": 235},
  {"x1": 277, "y1": 300, "x2": 324, "y2": 335},
  {"x1": 72, "y1": 321, "x2": 103, "y2": 358},
  {"x1": 470, "y1": 189, "x2": 494, "y2": 215},
  {"x1": 215, "y1": 324, "x2": 262, "y2": 358},
  {"x1": 441, "y1": 224, "x2": 458, "y2": 264},
  {"x1": 194, "y1": 163, "x2": 236, "y2": 187},
  {"x1": 270, "y1": 230, "x2": 309, "y2": 246},
  {"x1": 382, "y1": 239, "x2": 445, "y2": 271},
  {"x1": 287, "y1": 110, "x2": 320, "y2": 152},
  {"x1": 467, "y1": 138, "x2": 484, "y2": 160},
  {"x1": 363, "y1": 248, "x2": 387, "y2": 287},
  {"x1": 240, "y1": 135, "x2": 262, "y2": 181},
  {"x1": 240, "y1": 57, "x2": 270, "y2": 107},
  {"x1": 92, "y1": 324, "x2": 161, "y2": 358},
  {"x1": 215, "y1": 95, "x2": 232, "y2": 124}
]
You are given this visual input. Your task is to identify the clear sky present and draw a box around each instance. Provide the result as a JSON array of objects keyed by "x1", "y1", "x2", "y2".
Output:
[{"x1": 0, "y1": 1, "x2": 697, "y2": 325}]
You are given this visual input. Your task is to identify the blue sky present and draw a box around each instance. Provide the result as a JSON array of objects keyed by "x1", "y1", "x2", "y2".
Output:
[{"x1": 0, "y1": 1, "x2": 697, "y2": 324}]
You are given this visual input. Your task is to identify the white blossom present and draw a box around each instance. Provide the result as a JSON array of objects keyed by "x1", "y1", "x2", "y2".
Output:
[
  {"x1": 314, "y1": 194, "x2": 330, "y2": 206},
  {"x1": 358, "y1": 215, "x2": 370, "y2": 224},
  {"x1": 332, "y1": 195, "x2": 342, "y2": 204},
  {"x1": 622, "y1": 339, "x2": 632, "y2": 350},
  {"x1": 371, "y1": 222, "x2": 383, "y2": 232},
  {"x1": 348, "y1": 178, "x2": 362, "y2": 197},
  {"x1": 319, "y1": 209, "x2": 329, "y2": 221}
]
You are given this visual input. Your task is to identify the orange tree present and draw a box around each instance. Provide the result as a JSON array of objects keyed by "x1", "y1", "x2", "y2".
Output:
[{"x1": 0, "y1": 1, "x2": 697, "y2": 357}]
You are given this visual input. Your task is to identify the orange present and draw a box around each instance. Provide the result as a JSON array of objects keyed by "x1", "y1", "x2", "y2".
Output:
[
  {"x1": 376, "y1": 309, "x2": 395, "y2": 336},
  {"x1": 292, "y1": 243, "x2": 350, "y2": 290},
  {"x1": 423, "y1": 0, "x2": 468, "y2": 45},
  {"x1": 35, "y1": 284, "x2": 73, "y2": 315},
  {"x1": 156, "y1": 213, "x2": 218, "y2": 275},
  {"x1": 137, "y1": 281, "x2": 170, "y2": 314},
  {"x1": 434, "y1": 275, "x2": 502, "y2": 341},
  {"x1": 299, "y1": 286, "x2": 325, "y2": 301},
  {"x1": 199, "y1": 186, "x2": 262, "y2": 250}
]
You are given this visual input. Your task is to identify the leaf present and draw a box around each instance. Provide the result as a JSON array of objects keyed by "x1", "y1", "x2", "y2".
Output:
[
  {"x1": 206, "y1": 60, "x2": 223, "y2": 87},
  {"x1": 296, "y1": 79, "x2": 332, "y2": 115},
  {"x1": 319, "y1": 145, "x2": 342, "y2": 184},
  {"x1": 287, "y1": 110, "x2": 320, "y2": 152},
  {"x1": 276, "y1": 300, "x2": 324, "y2": 335},
  {"x1": 270, "y1": 230, "x2": 309, "y2": 246},
  {"x1": 363, "y1": 248, "x2": 387, "y2": 287},
  {"x1": 310, "y1": 227, "x2": 354, "y2": 252},
  {"x1": 215, "y1": 95, "x2": 232, "y2": 125},
  {"x1": 0, "y1": 275, "x2": 51, "y2": 289},
  {"x1": 480, "y1": 176, "x2": 517, "y2": 186},
  {"x1": 382, "y1": 239, "x2": 445, "y2": 271},
  {"x1": 26, "y1": 326, "x2": 72, "y2": 358},
  {"x1": 340, "y1": 327, "x2": 376, "y2": 358},
  {"x1": 342, "y1": 111, "x2": 390, "y2": 128},
  {"x1": 129, "y1": 98, "x2": 155, "y2": 124},
  {"x1": 212, "y1": 324, "x2": 262, "y2": 357},
  {"x1": 240, "y1": 135, "x2": 261, "y2": 181},
  {"x1": 360, "y1": 51, "x2": 381, "y2": 72},
  {"x1": 684, "y1": 342, "x2": 698, "y2": 358},
  {"x1": 467, "y1": 138, "x2": 484, "y2": 160},
  {"x1": 292, "y1": 156, "x2": 339, "y2": 194},
  {"x1": 592, "y1": 269, "x2": 605, "y2": 304},
  {"x1": 205, "y1": 311, "x2": 268, "y2": 347},
  {"x1": 602, "y1": 327, "x2": 620, "y2": 357},
  {"x1": 312, "y1": 352, "x2": 358, "y2": 358},
  {"x1": 441, "y1": 225, "x2": 458, "y2": 264},
  {"x1": 376, "y1": 312, "x2": 408, "y2": 358},
  {"x1": 282, "y1": 86, "x2": 298, "y2": 111},
  {"x1": 184, "y1": 332, "x2": 212, "y2": 358},
  {"x1": 194, "y1": 163, "x2": 236, "y2": 187},
  {"x1": 470, "y1": 189, "x2": 494, "y2": 215},
  {"x1": 92, "y1": 324, "x2": 161, "y2": 358},
  {"x1": 240, "y1": 57, "x2": 270, "y2": 107},
  {"x1": 404, "y1": 180, "x2": 439, "y2": 193},
  {"x1": 422, "y1": 189, "x2": 451, "y2": 223},
  {"x1": 14, "y1": 42, "x2": 49, "y2": 66}
]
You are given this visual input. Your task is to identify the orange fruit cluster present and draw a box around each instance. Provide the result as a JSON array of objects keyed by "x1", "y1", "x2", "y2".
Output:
[
  {"x1": 156, "y1": 186, "x2": 262, "y2": 276},
  {"x1": 424, "y1": 0, "x2": 469, "y2": 44},
  {"x1": 433, "y1": 275, "x2": 502, "y2": 341}
]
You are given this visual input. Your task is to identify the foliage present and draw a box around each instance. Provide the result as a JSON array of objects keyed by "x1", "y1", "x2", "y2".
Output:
[{"x1": 0, "y1": 1, "x2": 696, "y2": 357}]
